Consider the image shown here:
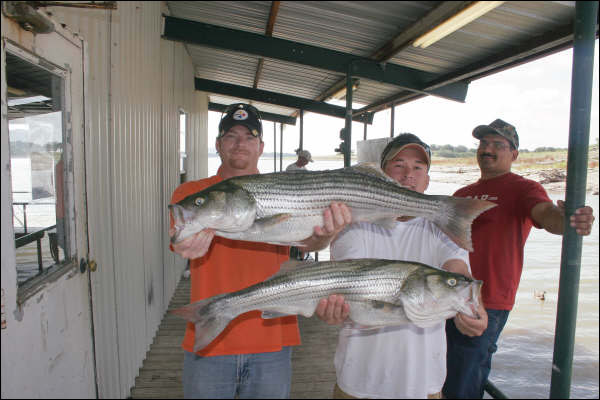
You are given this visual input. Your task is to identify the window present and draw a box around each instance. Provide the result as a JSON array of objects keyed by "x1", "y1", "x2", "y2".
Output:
[
  {"x1": 179, "y1": 109, "x2": 188, "y2": 183},
  {"x1": 6, "y1": 51, "x2": 69, "y2": 286}
]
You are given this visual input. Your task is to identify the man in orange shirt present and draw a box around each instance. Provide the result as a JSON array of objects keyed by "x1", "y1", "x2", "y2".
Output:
[{"x1": 170, "y1": 103, "x2": 351, "y2": 399}]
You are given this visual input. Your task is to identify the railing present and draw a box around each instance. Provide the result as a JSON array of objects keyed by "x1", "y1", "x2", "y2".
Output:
[
  {"x1": 485, "y1": 380, "x2": 508, "y2": 399},
  {"x1": 14, "y1": 224, "x2": 56, "y2": 272}
]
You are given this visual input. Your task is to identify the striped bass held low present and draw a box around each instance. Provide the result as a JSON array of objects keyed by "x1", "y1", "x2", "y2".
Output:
[
  {"x1": 168, "y1": 164, "x2": 496, "y2": 251},
  {"x1": 171, "y1": 258, "x2": 483, "y2": 352}
]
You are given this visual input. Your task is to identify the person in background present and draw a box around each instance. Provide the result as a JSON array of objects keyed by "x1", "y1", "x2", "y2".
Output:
[
  {"x1": 286, "y1": 149, "x2": 313, "y2": 171},
  {"x1": 286, "y1": 149, "x2": 315, "y2": 260},
  {"x1": 316, "y1": 133, "x2": 488, "y2": 399},
  {"x1": 169, "y1": 103, "x2": 352, "y2": 399},
  {"x1": 443, "y1": 119, "x2": 596, "y2": 398}
]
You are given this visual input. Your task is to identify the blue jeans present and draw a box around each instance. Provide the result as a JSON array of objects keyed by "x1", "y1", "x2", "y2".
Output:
[
  {"x1": 183, "y1": 347, "x2": 292, "y2": 399},
  {"x1": 443, "y1": 309, "x2": 510, "y2": 399}
]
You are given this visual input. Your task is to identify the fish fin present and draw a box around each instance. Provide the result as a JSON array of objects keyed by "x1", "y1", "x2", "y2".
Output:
[
  {"x1": 348, "y1": 300, "x2": 410, "y2": 327},
  {"x1": 261, "y1": 301, "x2": 319, "y2": 319},
  {"x1": 253, "y1": 213, "x2": 292, "y2": 229},
  {"x1": 241, "y1": 213, "x2": 292, "y2": 237},
  {"x1": 170, "y1": 295, "x2": 234, "y2": 352},
  {"x1": 344, "y1": 322, "x2": 387, "y2": 332},
  {"x1": 350, "y1": 162, "x2": 398, "y2": 184},
  {"x1": 430, "y1": 196, "x2": 497, "y2": 252},
  {"x1": 261, "y1": 311, "x2": 291, "y2": 319},
  {"x1": 370, "y1": 217, "x2": 398, "y2": 230},
  {"x1": 263, "y1": 259, "x2": 321, "y2": 282}
]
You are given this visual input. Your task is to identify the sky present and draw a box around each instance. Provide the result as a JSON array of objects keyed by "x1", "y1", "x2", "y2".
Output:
[{"x1": 208, "y1": 40, "x2": 599, "y2": 155}]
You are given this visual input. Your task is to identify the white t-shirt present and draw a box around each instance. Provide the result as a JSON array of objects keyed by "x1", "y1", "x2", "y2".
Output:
[
  {"x1": 330, "y1": 218, "x2": 470, "y2": 399},
  {"x1": 285, "y1": 162, "x2": 306, "y2": 171}
]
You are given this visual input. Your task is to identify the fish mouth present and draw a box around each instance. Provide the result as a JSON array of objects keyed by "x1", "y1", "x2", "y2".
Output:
[
  {"x1": 467, "y1": 280, "x2": 483, "y2": 319},
  {"x1": 168, "y1": 204, "x2": 198, "y2": 244},
  {"x1": 168, "y1": 204, "x2": 183, "y2": 243}
]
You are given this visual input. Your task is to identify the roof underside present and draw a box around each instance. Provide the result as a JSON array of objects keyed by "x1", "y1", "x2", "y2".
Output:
[{"x1": 164, "y1": 1, "x2": 597, "y2": 123}]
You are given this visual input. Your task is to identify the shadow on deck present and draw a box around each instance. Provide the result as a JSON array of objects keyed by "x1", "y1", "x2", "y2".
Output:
[{"x1": 130, "y1": 278, "x2": 340, "y2": 399}]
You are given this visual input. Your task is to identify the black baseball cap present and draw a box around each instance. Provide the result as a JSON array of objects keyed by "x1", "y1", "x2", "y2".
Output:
[
  {"x1": 218, "y1": 103, "x2": 263, "y2": 139},
  {"x1": 380, "y1": 133, "x2": 432, "y2": 170}
]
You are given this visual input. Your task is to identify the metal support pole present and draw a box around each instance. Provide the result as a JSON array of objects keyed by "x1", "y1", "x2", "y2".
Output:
[
  {"x1": 23, "y1": 204, "x2": 28, "y2": 233},
  {"x1": 299, "y1": 109, "x2": 304, "y2": 151},
  {"x1": 280, "y1": 123, "x2": 283, "y2": 171},
  {"x1": 273, "y1": 121, "x2": 276, "y2": 172},
  {"x1": 550, "y1": 1, "x2": 597, "y2": 398},
  {"x1": 344, "y1": 63, "x2": 353, "y2": 167},
  {"x1": 364, "y1": 121, "x2": 367, "y2": 141},
  {"x1": 37, "y1": 235, "x2": 43, "y2": 272},
  {"x1": 390, "y1": 103, "x2": 395, "y2": 137}
]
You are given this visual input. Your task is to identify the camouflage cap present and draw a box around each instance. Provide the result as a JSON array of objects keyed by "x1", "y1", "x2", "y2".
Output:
[{"x1": 473, "y1": 118, "x2": 519, "y2": 149}]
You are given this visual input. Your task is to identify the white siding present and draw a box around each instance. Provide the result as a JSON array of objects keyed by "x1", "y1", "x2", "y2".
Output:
[
  {"x1": 1, "y1": 14, "x2": 95, "y2": 399},
  {"x1": 44, "y1": 1, "x2": 208, "y2": 397}
]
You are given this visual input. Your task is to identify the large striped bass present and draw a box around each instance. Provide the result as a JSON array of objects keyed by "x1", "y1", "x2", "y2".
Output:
[
  {"x1": 169, "y1": 164, "x2": 495, "y2": 251},
  {"x1": 172, "y1": 258, "x2": 483, "y2": 352}
]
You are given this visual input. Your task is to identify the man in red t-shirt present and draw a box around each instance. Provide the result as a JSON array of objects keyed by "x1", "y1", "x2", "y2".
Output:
[
  {"x1": 443, "y1": 119, "x2": 595, "y2": 399},
  {"x1": 169, "y1": 103, "x2": 352, "y2": 399}
]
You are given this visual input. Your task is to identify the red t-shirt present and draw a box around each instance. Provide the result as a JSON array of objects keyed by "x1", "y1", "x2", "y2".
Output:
[
  {"x1": 170, "y1": 174, "x2": 300, "y2": 356},
  {"x1": 454, "y1": 172, "x2": 551, "y2": 310}
]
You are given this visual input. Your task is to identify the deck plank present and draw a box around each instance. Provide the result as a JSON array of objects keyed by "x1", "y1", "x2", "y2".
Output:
[{"x1": 130, "y1": 278, "x2": 340, "y2": 399}]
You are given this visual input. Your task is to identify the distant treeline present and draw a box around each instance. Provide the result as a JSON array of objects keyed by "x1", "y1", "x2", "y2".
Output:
[
  {"x1": 9, "y1": 141, "x2": 61, "y2": 157},
  {"x1": 430, "y1": 144, "x2": 568, "y2": 158}
]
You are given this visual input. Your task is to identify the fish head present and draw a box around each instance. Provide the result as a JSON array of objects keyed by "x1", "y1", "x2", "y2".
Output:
[
  {"x1": 169, "y1": 182, "x2": 257, "y2": 244},
  {"x1": 400, "y1": 268, "x2": 482, "y2": 326}
]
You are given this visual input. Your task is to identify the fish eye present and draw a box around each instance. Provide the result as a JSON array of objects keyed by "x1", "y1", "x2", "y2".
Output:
[
  {"x1": 447, "y1": 278, "x2": 457, "y2": 287},
  {"x1": 195, "y1": 197, "x2": 204, "y2": 206}
]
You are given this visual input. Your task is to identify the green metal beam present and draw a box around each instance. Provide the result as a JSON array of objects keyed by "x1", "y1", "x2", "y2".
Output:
[
  {"x1": 208, "y1": 102, "x2": 296, "y2": 125},
  {"x1": 550, "y1": 1, "x2": 597, "y2": 398},
  {"x1": 163, "y1": 16, "x2": 469, "y2": 103},
  {"x1": 196, "y1": 78, "x2": 374, "y2": 124}
]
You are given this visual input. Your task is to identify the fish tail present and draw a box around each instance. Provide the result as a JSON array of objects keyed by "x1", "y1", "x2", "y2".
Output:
[
  {"x1": 170, "y1": 295, "x2": 233, "y2": 352},
  {"x1": 433, "y1": 196, "x2": 496, "y2": 252}
]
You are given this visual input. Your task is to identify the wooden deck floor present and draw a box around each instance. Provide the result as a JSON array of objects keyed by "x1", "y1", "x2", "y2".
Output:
[{"x1": 130, "y1": 277, "x2": 340, "y2": 399}]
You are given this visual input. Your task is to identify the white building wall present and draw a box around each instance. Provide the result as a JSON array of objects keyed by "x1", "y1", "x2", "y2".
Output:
[{"x1": 1, "y1": 1, "x2": 208, "y2": 398}]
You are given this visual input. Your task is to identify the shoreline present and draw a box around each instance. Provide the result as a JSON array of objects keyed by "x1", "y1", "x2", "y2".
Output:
[
  {"x1": 266, "y1": 151, "x2": 600, "y2": 195},
  {"x1": 429, "y1": 165, "x2": 600, "y2": 195}
]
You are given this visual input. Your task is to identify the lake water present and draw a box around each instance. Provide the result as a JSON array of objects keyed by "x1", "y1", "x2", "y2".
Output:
[{"x1": 210, "y1": 157, "x2": 599, "y2": 398}]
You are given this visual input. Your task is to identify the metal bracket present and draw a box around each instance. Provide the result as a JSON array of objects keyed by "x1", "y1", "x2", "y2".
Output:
[{"x1": 2, "y1": 1, "x2": 55, "y2": 34}]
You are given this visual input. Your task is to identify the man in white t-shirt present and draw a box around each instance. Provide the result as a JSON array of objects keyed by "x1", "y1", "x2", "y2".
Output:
[
  {"x1": 316, "y1": 133, "x2": 488, "y2": 399},
  {"x1": 286, "y1": 149, "x2": 313, "y2": 171}
]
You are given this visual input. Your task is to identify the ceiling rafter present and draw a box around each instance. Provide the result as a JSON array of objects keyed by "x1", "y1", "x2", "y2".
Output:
[{"x1": 253, "y1": 1, "x2": 280, "y2": 89}]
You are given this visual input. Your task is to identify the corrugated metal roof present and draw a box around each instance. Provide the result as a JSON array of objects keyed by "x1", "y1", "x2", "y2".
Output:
[{"x1": 165, "y1": 1, "x2": 586, "y2": 118}]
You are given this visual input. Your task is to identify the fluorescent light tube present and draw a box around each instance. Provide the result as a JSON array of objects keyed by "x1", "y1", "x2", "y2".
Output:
[{"x1": 413, "y1": 1, "x2": 505, "y2": 48}]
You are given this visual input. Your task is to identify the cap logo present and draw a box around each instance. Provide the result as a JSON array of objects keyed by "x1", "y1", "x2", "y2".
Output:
[{"x1": 232, "y1": 110, "x2": 248, "y2": 120}]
